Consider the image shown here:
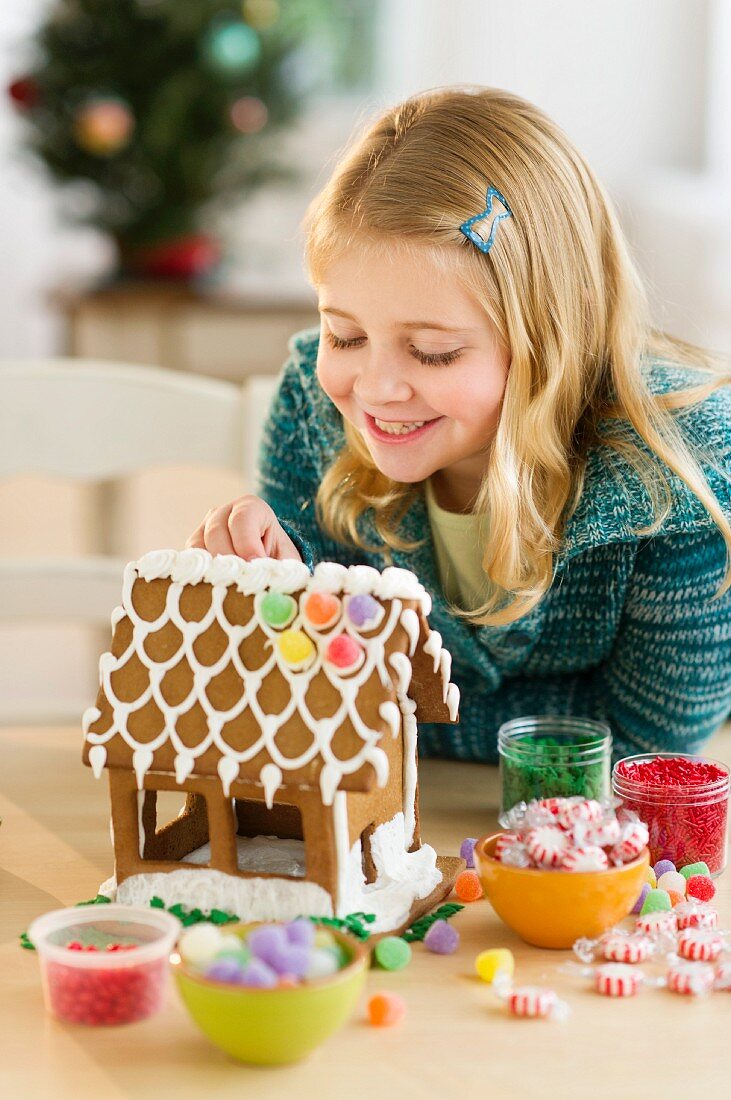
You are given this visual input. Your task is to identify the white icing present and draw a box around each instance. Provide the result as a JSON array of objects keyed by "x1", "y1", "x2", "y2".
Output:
[
  {"x1": 133, "y1": 748, "x2": 153, "y2": 790},
  {"x1": 217, "y1": 756, "x2": 240, "y2": 798},
  {"x1": 401, "y1": 697, "x2": 419, "y2": 849},
  {"x1": 400, "y1": 608, "x2": 420, "y2": 656},
  {"x1": 311, "y1": 561, "x2": 349, "y2": 592},
  {"x1": 88, "y1": 744, "x2": 107, "y2": 779},
  {"x1": 111, "y1": 606, "x2": 125, "y2": 629},
  {"x1": 379, "y1": 701, "x2": 401, "y2": 739},
  {"x1": 423, "y1": 630, "x2": 443, "y2": 673},
  {"x1": 174, "y1": 751, "x2": 195, "y2": 784},
  {"x1": 389, "y1": 652, "x2": 412, "y2": 696},
  {"x1": 113, "y1": 868, "x2": 333, "y2": 922},
  {"x1": 446, "y1": 683, "x2": 460, "y2": 722},
  {"x1": 439, "y1": 650, "x2": 452, "y2": 701},
  {"x1": 260, "y1": 763, "x2": 283, "y2": 809}
]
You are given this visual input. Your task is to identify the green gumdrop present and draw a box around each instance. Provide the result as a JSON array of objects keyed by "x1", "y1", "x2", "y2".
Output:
[
  {"x1": 374, "y1": 936, "x2": 412, "y2": 971},
  {"x1": 217, "y1": 946, "x2": 251, "y2": 967},
  {"x1": 260, "y1": 591, "x2": 297, "y2": 628},
  {"x1": 679, "y1": 861, "x2": 710, "y2": 880},
  {"x1": 640, "y1": 888, "x2": 672, "y2": 916}
]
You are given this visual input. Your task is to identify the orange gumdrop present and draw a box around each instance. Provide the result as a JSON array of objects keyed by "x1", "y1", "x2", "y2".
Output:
[
  {"x1": 303, "y1": 591, "x2": 341, "y2": 628},
  {"x1": 454, "y1": 869, "x2": 483, "y2": 902},
  {"x1": 367, "y1": 992, "x2": 406, "y2": 1027},
  {"x1": 667, "y1": 890, "x2": 685, "y2": 907}
]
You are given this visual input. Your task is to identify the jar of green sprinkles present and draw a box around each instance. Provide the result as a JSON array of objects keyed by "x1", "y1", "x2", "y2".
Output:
[{"x1": 498, "y1": 715, "x2": 612, "y2": 815}]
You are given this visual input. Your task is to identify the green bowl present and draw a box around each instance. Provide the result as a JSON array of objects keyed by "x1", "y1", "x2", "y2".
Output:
[{"x1": 172, "y1": 924, "x2": 368, "y2": 1065}]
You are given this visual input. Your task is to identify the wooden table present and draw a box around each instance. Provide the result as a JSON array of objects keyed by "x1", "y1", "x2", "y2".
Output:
[{"x1": 2, "y1": 725, "x2": 730, "y2": 1099}]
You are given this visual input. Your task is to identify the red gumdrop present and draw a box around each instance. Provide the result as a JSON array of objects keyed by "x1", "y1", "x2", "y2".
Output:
[
  {"x1": 686, "y1": 874, "x2": 716, "y2": 902},
  {"x1": 325, "y1": 633, "x2": 363, "y2": 670}
]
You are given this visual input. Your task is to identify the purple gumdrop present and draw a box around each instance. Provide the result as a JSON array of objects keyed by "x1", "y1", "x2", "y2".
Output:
[
  {"x1": 276, "y1": 944, "x2": 311, "y2": 979},
  {"x1": 423, "y1": 920, "x2": 460, "y2": 955},
  {"x1": 239, "y1": 958, "x2": 278, "y2": 988},
  {"x1": 347, "y1": 593, "x2": 382, "y2": 630},
  {"x1": 631, "y1": 883, "x2": 651, "y2": 915},
  {"x1": 653, "y1": 859, "x2": 676, "y2": 879},
  {"x1": 460, "y1": 838, "x2": 477, "y2": 869},
  {"x1": 247, "y1": 924, "x2": 288, "y2": 966},
  {"x1": 205, "y1": 959, "x2": 245, "y2": 985},
  {"x1": 285, "y1": 918, "x2": 315, "y2": 948}
]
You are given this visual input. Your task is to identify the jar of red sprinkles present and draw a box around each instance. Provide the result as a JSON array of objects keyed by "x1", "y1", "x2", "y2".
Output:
[{"x1": 612, "y1": 753, "x2": 730, "y2": 875}]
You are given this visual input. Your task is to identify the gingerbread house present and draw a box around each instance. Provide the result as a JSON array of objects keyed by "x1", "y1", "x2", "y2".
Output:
[{"x1": 82, "y1": 550, "x2": 462, "y2": 933}]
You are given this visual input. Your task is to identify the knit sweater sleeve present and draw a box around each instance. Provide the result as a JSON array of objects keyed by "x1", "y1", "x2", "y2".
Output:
[
  {"x1": 257, "y1": 349, "x2": 363, "y2": 570},
  {"x1": 584, "y1": 526, "x2": 731, "y2": 757}
]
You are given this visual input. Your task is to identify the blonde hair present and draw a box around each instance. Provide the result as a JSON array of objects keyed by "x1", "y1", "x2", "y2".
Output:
[{"x1": 302, "y1": 86, "x2": 731, "y2": 626}]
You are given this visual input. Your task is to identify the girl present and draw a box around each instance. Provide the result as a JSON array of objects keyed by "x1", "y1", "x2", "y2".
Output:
[{"x1": 188, "y1": 86, "x2": 731, "y2": 762}]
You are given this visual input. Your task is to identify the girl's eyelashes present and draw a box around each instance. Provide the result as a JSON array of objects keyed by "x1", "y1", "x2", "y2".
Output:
[{"x1": 324, "y1": 329, "x2": 463, "y2": 367}]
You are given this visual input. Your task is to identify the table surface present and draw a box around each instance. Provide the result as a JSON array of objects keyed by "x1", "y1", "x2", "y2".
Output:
[{"x1": 2, "y1": 724, "x2": 730, "y2": 1100}]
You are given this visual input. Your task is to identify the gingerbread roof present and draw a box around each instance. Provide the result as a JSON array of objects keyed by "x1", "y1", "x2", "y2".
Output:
[{"x1": 82, "y1": 551, "x2": 459, "y2": 806}]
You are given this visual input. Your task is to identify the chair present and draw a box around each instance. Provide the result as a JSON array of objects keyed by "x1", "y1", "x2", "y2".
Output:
[{"x1": 0, "y1": 358, "x2": 278, "y2": 724}]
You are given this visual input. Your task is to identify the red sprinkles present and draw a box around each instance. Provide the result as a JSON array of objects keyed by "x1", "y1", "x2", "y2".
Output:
[{"x1": 613, "y1": 755, "x2": 729, "y2": 875}]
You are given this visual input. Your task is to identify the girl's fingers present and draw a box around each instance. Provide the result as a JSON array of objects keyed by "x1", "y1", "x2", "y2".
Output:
[
  {"x1": 270, "y1": 526, "x2": 302, "y2": 562},
  {"x1": 185, "y1": 525, "x2": 206, "y2": 549},
  {"x1": 203, "y1": 506, "x2": 236, "y2": 556}
]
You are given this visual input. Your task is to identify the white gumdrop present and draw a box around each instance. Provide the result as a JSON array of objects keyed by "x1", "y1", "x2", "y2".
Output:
[
  {"x1": 179, "y1": 923, "x2": 225, "y2": 968},
  {"x1": 306, "y1": 947, "x2": 341, "y2": 979}
]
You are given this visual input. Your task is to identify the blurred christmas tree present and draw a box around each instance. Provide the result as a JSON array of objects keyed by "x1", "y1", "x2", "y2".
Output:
[{"x1": 7, "y1": 0, "x2": 374, "y2": 279}]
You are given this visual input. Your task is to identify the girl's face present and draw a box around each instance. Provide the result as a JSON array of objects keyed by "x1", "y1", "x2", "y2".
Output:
[{"x1": 315, "y1": 243, "x2": 510, "y2": 501}]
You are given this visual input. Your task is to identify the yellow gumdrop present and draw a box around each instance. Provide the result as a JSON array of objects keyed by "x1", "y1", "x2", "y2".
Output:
[
  {"x1": 277, "y1": 628, "x2": 316, "y2": 668},
  {"x1": 475, "y1": 947, "x2": 515, "y2": 984},
  {"x1": 314, "y1": 928, "x2": 337, "y2": 949},
  {"x1": 646, "y1": 866, "x2": 657, "y2": 888}
]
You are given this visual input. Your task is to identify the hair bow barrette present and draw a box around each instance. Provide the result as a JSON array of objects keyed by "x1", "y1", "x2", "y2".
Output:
[{"x1": 459, "y1": 186, "x2": 512, "y2": 254}]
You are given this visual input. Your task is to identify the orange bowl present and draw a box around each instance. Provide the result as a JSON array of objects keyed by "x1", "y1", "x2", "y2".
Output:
[{"x1": 474, "y1": 833, "x2": 649, "y2": 949}]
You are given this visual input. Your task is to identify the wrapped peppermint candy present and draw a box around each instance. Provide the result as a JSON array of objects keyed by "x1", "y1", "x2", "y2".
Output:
[
  {"x1": 594, "y1": 963, "x2": 644, "y2": 998},
  {"x1": 666, "y1": 960, "x2": 715, "y2": 996},
  {"x1": 673, "y1": 900, "x2": 719, "y2": 931},
  {"x1": 676, "y1": 928, "x2": 726, "y2": 963},
  {"x1": 493, "y1": 970, "x2": 570, "y2": 1021}
]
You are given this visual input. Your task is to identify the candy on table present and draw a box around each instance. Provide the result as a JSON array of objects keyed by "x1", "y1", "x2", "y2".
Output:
[
  {"x1": 666, "y1": 960, "x2": 716, "y2": 996},
  {"x1": 686, "y1": 874, "x2": 716, "y2": 903},
  {"x1": 561, "y1": 845, "x2": 608, "y2": 872},
  {"x1": 595, "y1": 963, "x2": 644, "y2": 997},
  {"x1": 667, "y1": 891, "x2": 685, "y2": 907},
  {"x1": 631, "y1": 883, "x2": 651, "y2": 915},
  {"x1": 653, "y1": 859, "x2": 676, "y2": 879},
  {"x1": 454, "y1": 869, "x2": 483, "y2": 902},
  {"x1": 373, "y1": 936, "x2": 412, "y2": 972},
  {"x1": 45, "y1": 948, "x2": 167, "y2": 1025},
  {"x1": 460, "y1": 837, "x2": 477, "y2": 868},
  {"x1": 635, "y1": 910, "x2": 678, "y2": 937},
  {"x1": 645, "y1": 866, "x2": 657, "y2": 888},
  {"x1": 639, "y1": 888, "x2": 672, "y2": 917},
  {"x1": 423, "y1": 920, "x2": 460, "y2": 955},
  {"x1": 492, "y1": 972, "x2": 570, "y2": 1021},
  {"x1": 715, "y1": 960, "x2": 731, "y2": 991},
  {"x1": 673, "y1": 901, "x2": 719, "y2": 931},
  {"x1": 656, "y1": 870, "x2": 686, "y2": 896},
  {"x1": 475, "y1": 948, "x2": 515, "y2": 984},
  {"x1": 677, "y1": 929, "x2": 725, "y2": 963},
  {"x1": 679, "y1": 861, "x2": 711, "y2": 880},
  {"x1": 525, "y1": 825, "x2": 570, "y2": 869},
  {"x1": 367, "y1": 992, "x2": 406, "y2": 1027},
  {"x1": 602, "y1": 933, "x2": 653, "y2": 965}
]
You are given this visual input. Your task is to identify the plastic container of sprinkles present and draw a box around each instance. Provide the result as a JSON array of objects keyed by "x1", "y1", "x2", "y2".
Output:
[
  {"x1": 612, "y1": 753, "x2": 729, "y2": 875},
  {"x1": 498, "y1": 716, "x2": 611, "y2": 816}
]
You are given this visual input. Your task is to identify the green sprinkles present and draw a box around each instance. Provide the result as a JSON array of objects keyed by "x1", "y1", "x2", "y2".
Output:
[
  {"x1": 402, "y1": 903, "x2": 464, "y2": 943},
  {"x1": 500, "y1": 734, "x2": 609, "y2": 808}
]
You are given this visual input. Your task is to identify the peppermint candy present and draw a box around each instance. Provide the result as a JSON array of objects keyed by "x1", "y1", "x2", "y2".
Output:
[
  {"x1": 525, "y1": 826, "x2": 569, "y2": 868},
  {"x1": 602, "y1": 933, "x2": 652, "y2": 964},
  {"x1": 611, "y1": 820, "x2": 649, "y2": 864},
  {"x1": 554, "y1": 798, "x2": 603, "y2": 831},
  {"x1": 595, "y1": 963, "x2": 644, "y2": 997},
  {"x1": 673, "y1": 901, "x2": 718, "y2": 931},
  {"x1": 561, "y1": 845, "x2": 609, "y2": 873},
  {"x1": 508, "y1": 986, "x2": 558, "y2": 1018},
  {"x1": 667, "y1": 960, "x2": 715, "y2": 996},
  {"x1": 677, "y1": 929, "x2": 724, "y2": 963},
  {"x1": 635, "y1": 911, "x2": 678, "y2": 937}
]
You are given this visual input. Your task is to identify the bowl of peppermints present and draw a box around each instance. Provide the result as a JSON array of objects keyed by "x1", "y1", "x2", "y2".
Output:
[
  {"x1": 474, "y1": 796, "x2": 650, "y2": 948},
  {"x1": 171, "y1": 919, "x2": 368, "y2": 1065}
]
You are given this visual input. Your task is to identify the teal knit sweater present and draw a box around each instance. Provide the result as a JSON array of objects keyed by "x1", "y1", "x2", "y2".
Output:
[{"x1": 258, "y1": 327, "x2": 731, "y2": 763}]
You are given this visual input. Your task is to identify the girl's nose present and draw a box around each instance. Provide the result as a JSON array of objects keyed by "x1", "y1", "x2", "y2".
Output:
[{"x1": 353, "y1": 350, "x2": 414, "y2": 407}]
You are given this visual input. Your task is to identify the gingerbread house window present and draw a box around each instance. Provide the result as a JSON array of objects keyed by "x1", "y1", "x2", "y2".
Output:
[
  {"x1": 138, "y1": 786, "x2": 211, "y2": 867},
  {"x1": 232, "y1": 798, "x2": 306, "y2": 879}
]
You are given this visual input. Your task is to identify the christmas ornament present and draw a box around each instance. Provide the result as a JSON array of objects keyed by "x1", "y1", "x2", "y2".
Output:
[
  {"x1": 8, "y1": 77, "x2": 39, "y2": 110},
  {"x1": 230, "y1": 96, "x2": 268, "y2": 134},
  {"x1": 203, "y1": 19, "x2": 261, "y2": 76},
  {"x1": 243, "y1": 0, "x2": 280, "y2": 30},
  {"x1": 74, "y1": 97, "x2": 135, "y2": 157}
]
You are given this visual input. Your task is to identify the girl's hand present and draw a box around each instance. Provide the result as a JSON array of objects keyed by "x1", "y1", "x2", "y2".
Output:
[{"x1": 186, "y1": 495, "x2": 302, "y2": 561}]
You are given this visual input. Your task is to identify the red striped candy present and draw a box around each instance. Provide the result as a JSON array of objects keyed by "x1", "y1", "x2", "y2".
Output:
[
  {"x1": 677, "y1": 929, "x2": 724, "y2": 962},
  {"x1": 612, "y1": 820, "x2": 649, "y2": 863},
  {"x1": 602, "y1": 934, "x2": 652, "y2": 964},
  {"x1": 667, "y1": 960, "x2": 715, "y2": 996},
  {"x1": 562, "y1": 846, "x2": 609, "y2": 872},
  {"x1": 508, "y1": 986, "x2": 557, "y2": 1018},
  {"x1": 635, "y1": 910, "x2": 677, "y2": 936},
  {"x1": 525, "y1": 826, "x2": 569, "y2": 869},
  {"x1": 595, "y1": 963, "x2": 643, "y2": 997},
  {"x1": 673, "y1": 901, "x2": 718, "y2": 931}
]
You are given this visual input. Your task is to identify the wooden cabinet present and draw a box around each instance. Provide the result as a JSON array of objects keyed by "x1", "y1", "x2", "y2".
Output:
[{"x1": 56, "y1": 283, "x2": 319, "y2": 380}]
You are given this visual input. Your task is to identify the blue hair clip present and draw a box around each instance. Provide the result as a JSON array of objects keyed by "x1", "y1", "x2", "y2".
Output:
[{"x1": 459, "y1": 186, "x2": 512, "y2": 253}]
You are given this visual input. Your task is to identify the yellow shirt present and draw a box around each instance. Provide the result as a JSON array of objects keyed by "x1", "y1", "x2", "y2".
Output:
[{"x1": 424, "y1": 478, "x2": 491, "y2": 613}]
